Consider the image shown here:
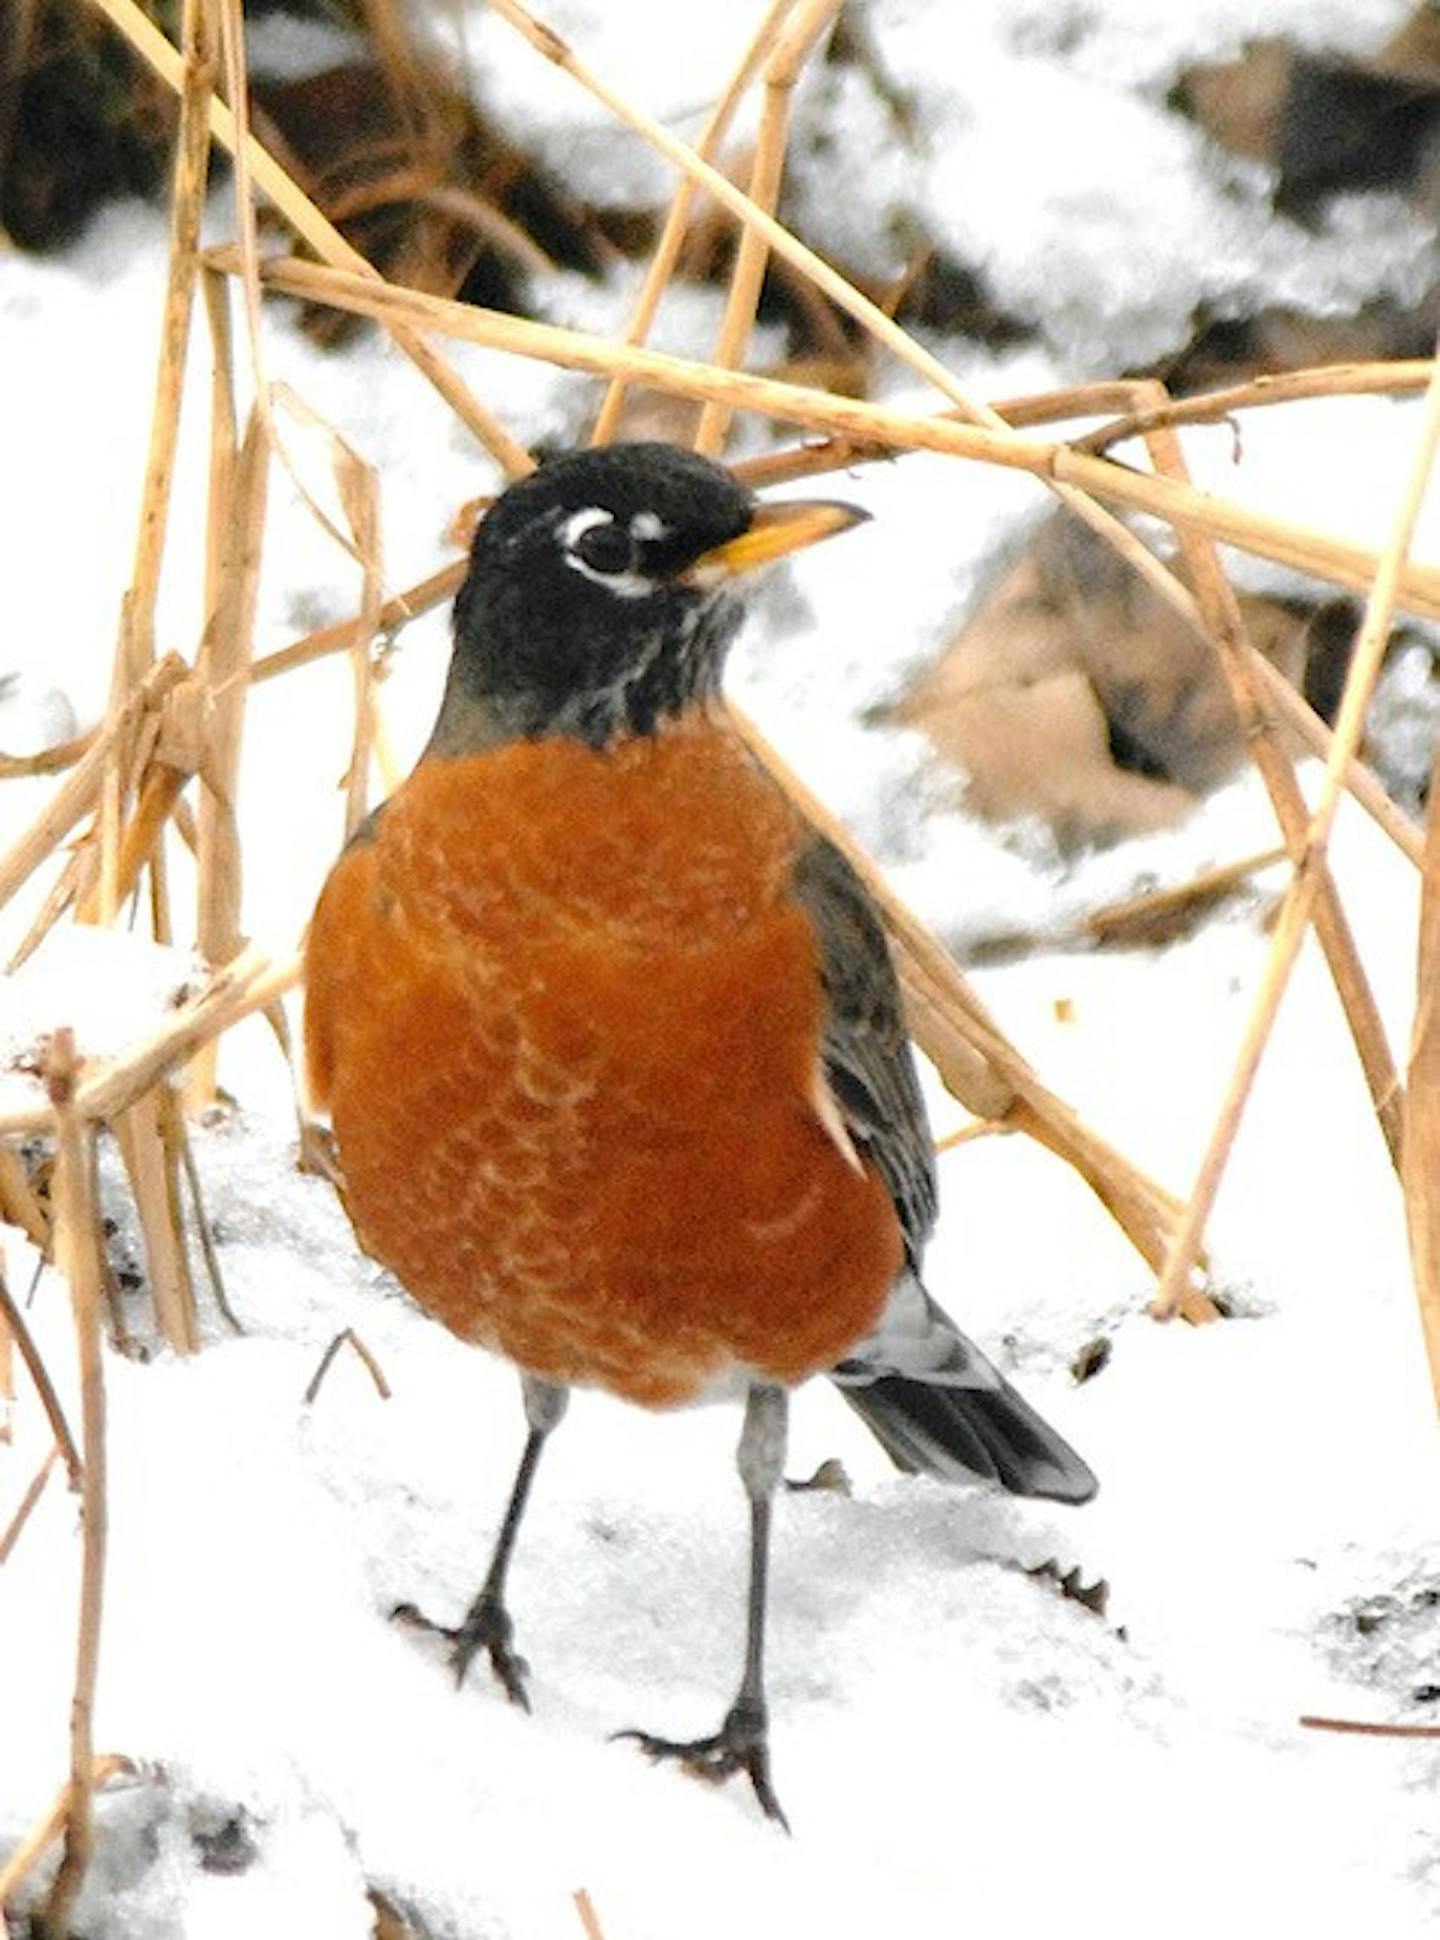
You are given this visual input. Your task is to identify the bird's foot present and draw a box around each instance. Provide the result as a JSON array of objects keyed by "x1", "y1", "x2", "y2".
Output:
[
  {"x1": 391, "y1": 1592, "x2": 531, "y2": 1709},
  {"x1": 616, "y1": 1698, "x2": 789, "y2": 1829}
]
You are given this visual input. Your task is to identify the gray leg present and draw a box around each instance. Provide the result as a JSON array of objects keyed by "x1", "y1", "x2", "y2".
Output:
[
  {"x1": 395, "y1": 1374, "x2": 568, "y2": 1708},
  {"x1": 620, "y1": 1384, "x2": 792, "y2": 1828}
]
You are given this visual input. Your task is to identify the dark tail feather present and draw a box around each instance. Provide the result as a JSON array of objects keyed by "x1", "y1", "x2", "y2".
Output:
[{"x1": 838, "y1": 1372, "x2": 1098, "y2": 1505}]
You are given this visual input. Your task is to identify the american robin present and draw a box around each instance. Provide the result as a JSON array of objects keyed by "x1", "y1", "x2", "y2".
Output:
[{"x1": 303, "y1": 442, "x2": 1096, "y2": 1826}]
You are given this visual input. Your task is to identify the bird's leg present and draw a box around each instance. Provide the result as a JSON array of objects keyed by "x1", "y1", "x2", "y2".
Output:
[
  {"x1": 620, "y1": 1383, "x2": 791, "y2": 1828},
  {"x1": 394, "y1": 1373, "x2": 568, "y2": 1709}
]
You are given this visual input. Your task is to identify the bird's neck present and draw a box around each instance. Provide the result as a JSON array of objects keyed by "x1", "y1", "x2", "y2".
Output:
[{"x1": 427, "y1": 605, "x2": 739, "y2": 756}]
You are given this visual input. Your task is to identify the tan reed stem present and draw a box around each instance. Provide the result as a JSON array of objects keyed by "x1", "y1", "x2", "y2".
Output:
[
  {"x1": 1153, "y1": 337, "x2": 1440, "y2": 1320},
  {"x1": 693, "y1": 0, "x2": 839, "y2": 456},
  {"x1": 83, "y1": 0, "x2": 534, "y2": 477},
  {"x1": 590, "y1": 0, "x2": 800, "y2": 444},
  {"x1": 38, "y1": 1032, "x2": 108, "y2": 1940}
]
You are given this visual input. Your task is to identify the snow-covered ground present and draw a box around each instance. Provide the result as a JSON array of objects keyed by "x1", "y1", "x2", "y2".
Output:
[{"x1": 4, "y1": 0, "x2": 1440, "y2": 1933}]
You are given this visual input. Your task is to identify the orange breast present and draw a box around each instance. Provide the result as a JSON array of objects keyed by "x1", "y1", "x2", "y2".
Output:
[{"x1": 303, "y1": 719, "x2": 903, "y2": 1406}]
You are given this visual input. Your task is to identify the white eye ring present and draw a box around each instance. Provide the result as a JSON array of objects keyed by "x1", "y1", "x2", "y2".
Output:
[{"x1": 559, "y1": 506, "x2": 656, "y2": 599}]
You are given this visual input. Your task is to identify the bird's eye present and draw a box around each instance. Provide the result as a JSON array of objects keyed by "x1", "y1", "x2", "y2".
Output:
[{"x1": 570, "y1": 520, "x2": 636, "y2": 576}]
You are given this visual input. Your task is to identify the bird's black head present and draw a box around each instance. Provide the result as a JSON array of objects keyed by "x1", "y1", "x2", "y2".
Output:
[{"x1": 432, "y1": 443, "x2": 865, "y2": 752}]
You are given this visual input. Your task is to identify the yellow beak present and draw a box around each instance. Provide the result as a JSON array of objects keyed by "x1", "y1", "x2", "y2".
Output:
[{"x1": 685, "y1": 498, "x2": 870, "y2": 586}]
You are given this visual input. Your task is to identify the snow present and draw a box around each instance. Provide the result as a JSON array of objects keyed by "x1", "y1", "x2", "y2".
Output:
[{"x1": 5, "y1": 0, "x2": 1440, "y2": 1932}]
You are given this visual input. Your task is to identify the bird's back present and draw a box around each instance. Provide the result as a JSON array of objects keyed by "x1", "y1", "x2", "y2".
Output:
[{"x1": 304, "y1": 716, "x2": 905, "y2": 1407}]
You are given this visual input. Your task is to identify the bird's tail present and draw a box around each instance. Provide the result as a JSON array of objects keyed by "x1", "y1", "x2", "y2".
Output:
[
  {"x1": 838, "y1": 1372, "x2": 1097, "y2": 1504},
  {"x1": 831, "y1": 1276, "x2": 1097, "y2": 1505}
]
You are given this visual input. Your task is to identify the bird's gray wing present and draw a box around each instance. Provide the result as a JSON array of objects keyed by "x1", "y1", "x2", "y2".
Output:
[{"x1": 789, "y1": 832, "x2": 937, "y2": 1265}]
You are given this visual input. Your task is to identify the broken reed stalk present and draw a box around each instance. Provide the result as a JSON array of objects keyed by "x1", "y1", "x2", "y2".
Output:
[
  {"x1": 1402, "y1": 742, "x2": 1440, "y2": 1411},
  {"x1": 1138, "y1": 400, "x2": 1406, "y2": 1182},
  {"x1": 85, "y1": 0, "x2": 534, "y2": 478},
  {"x1": 1081, "y1": 845, "x2": 1288, "y2": 942},
  {"x1": 303, "y1": 1328, "x2": 393, "y2": 1406},
  {"x1": 1299, "y1": 1712, "x2": 1440, "y2": 1739},
  {"x1": 1078, "y1": 359, "x2": 1438, "y2": 454},
  {"x1": 1153, "y1": 334, "x2": 1440, "y2": 1324},
  {"x1": 0, "y1": 948, "x2": 302, "y2": 1142},
  {"x1": 0, "y1": 1443, "x2": 62, "y2": 1567},
  {"x1": 0, "y1": 1759, "x2": 134, "y2": 1914},
  {"x1": 206, "y1": 251, "x2": 1440, "y2": 625},
  {"x1": 590, "y1": 0, "x2": 802, "y2": 444},
  {"x1": 0, "y1": 1267, "x2": 81, "y2": 1486},
  {"x1": 693, "y1": 0, "x2": 839, "y2": 456},
  {"x1": 38, "y1": 1033, "x2": 108, "y2": 1940},
  {"x1": 1248, "y1": 653, "x2": 1424, "y2": 868},
  {"x1": 113, "y1": 1085, "x2": 199, "y2": 1355},
  {"x1": 573, "y1": 1888, "x2": 607, "y2": 1940}
]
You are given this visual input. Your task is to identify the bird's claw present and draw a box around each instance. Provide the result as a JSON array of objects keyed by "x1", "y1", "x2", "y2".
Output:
[
  {"x1": 616, "y1": 1701, "x2": 789, "y2": 1829},
  {"x1": 391, "y1": 1595, "x2": 532, "y2": 1710}
]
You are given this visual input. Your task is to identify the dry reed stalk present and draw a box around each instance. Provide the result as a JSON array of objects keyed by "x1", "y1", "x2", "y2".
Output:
[
  {"x1": 9, "y1": 853, "x2": 85, "y2": 975},
  {"x1": 317, "y1": 422, "x2": 386, "y2": 838},
  {"x1": 692, "y1": 0, "x2": 839, "y2": 456},
  {"x1": 119, "y1": 0, "x2": 214, "y2": 694},
  {"x1": 573, "y1": 1888, "x2": 607, "y2": 1940},
  {"x1": 249, "y1": 559, "x2": 465, "y2": 687},
  {"x1": 206, "y1": 252, "x2": 1440, "y2": 624},
  {"x1": 1078, "y1": 359, "x2": 1437, "y2": 454},
  {"x1": 0, "y1": 1758, "x2": 134, "y2": 1915},
  {"x1": 0, "y1": 735, "x2": 100, "y2": 784},
  {"x1": 1139, "y1": 399, "x2": 1406, "y2": 1185},
  {"x1": 1299, "y1": 1713, "x2": 1440, "y2": 1739},
  {"x1": 1247, "y1": 653, "x2": 1424, "y2": 867},
  {"x1": 0, "y1": 1306, "x2": 11, "y2": 1443},
  {"x1": 933, "y1": 1119, "x2": 1011, "y2": 1154},
  {"x1": 84, "y1": 0, "x2": 534, "y2": 478},
  {"x1": 1402, "y1": 747, "x2": 1440, "y2": 1411},
  {"x1": 38, "y1": 1031, "x2": 108, "y2": 1940},
  {"x1": 176, "y1": 1126, "x2": 241, "y2": 1335},
  {"x1": 589, "y1": 0, "x2": 801, "y2": 444},
  {"x1": 0, "y1": 946, "x2": 301, "y2": 1141},
  {"x1": 0, "y1": 1145, "x2": 50, "y2": 1248},
  {"x1": 733, "y1": 355, "x2": 1435, "y2": 485},
  {"x1": 303, "y1": 1328, "x2": 392, "y2": 1405},
  {"x1": 201, "y1": 267, "x2": 240, "y2": 647},
  {"x1": 1081, "y1": 846, "x2": 1288, "y2": 942},
  {"x1": 1153, "y1": 338, "x2": 1440, "y2": 1322},
  {"x1": 74, "y1": 764, "x2": 187, "y2": 930},
  {"x1": 187, "y1": 411, "x2": 270, "y2": 1107},
  {"x1": 0, "y1": 1267, "x2": 81, "y2": 1487},
  {"x1": 0, "y1": 1444, "x2": 62, "y2": 1567},
  {"x1": 480, "y1": 0, "x2": 1310, "y2": 646},
  {"x1": 113, "y1": 1084, "x2": 199, "y2": 1356}
]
